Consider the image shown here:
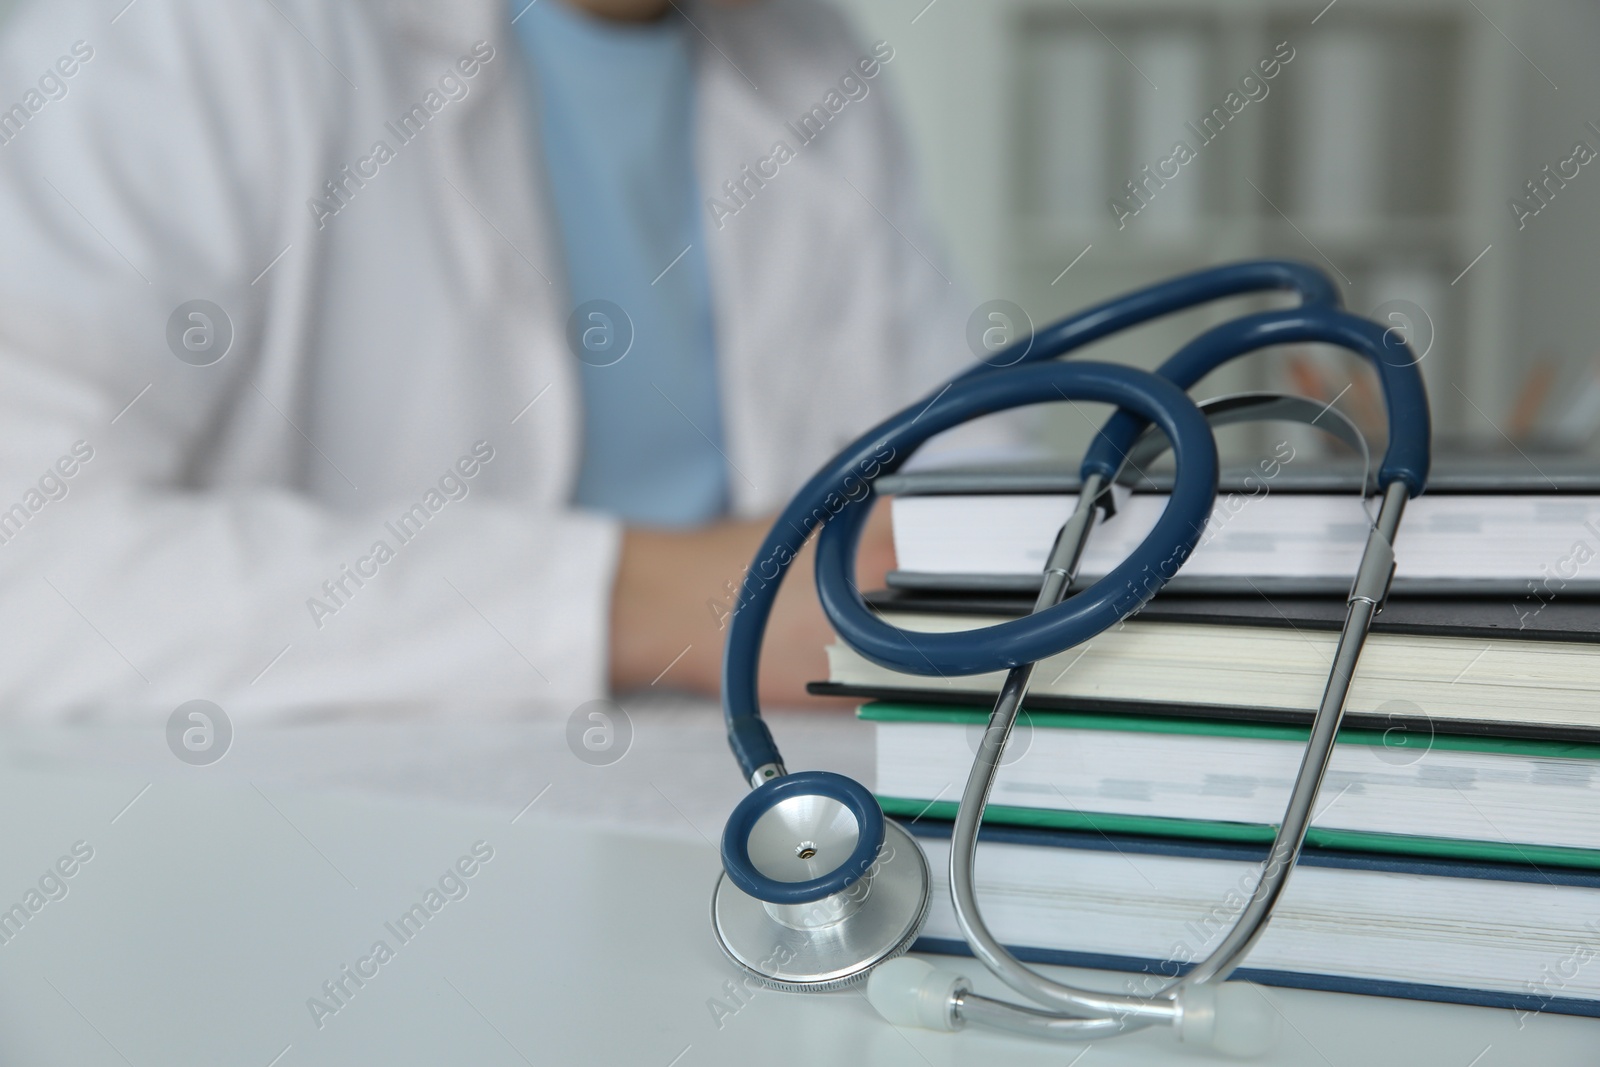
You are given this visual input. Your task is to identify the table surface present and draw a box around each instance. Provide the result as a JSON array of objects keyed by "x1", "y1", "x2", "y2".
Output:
[{"x1": 0, "y1": 694, "x2": 1592, "y2": 1066}]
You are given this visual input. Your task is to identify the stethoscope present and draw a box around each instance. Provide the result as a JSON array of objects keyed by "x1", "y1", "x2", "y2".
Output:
[{"x1": 710, "y1": 260, "x2": 1430, "y2": 1055}]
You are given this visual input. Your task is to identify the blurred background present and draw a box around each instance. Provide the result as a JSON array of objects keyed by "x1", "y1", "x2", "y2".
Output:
[
  {"x1": 4, "y1": 0, "x2": 1594, "y2": 469},
  {"x1": 841, "y1": 0, "x2": 1600, "y2": 468}
]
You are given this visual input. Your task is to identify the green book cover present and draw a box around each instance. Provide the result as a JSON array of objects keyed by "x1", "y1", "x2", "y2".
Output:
[{"x1": 864, "y1": 701, "x2": 1600, "y2": 871}]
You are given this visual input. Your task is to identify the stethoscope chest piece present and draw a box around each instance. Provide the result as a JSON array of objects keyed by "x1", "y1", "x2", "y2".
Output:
[{"x1": 712, "y1": 770, "x2": 930, "y2": 992}]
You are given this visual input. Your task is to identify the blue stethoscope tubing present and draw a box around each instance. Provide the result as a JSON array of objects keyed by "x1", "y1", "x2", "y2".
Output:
[
  {"x1": 713, "y1": 258, "x2": 1429, "y2": 1051},
  {"x1": 722, "y1": 259, "x2": 1430, "y2": 783}
]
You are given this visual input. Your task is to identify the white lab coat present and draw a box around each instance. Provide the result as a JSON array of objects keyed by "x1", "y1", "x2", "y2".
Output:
[{"x1": 0, "y1": 0, "x2": 971, "y2": 717}]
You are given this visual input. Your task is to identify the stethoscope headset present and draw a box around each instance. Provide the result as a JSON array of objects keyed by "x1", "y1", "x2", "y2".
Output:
[{"x1": 710, "y1": 260, "x2": 1429, "y2": 1055}]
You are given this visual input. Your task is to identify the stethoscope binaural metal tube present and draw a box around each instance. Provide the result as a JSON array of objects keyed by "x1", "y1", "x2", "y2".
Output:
[
  {"x1": 941, "y1": 478, "x2": 1412, "y2": 1039},
  {"x1": 1179, "y1": 479, "x2": 1407, "y2": 989},
  {"x1": 935, "y1": 305, "x2": 1428, "y2": 1036},
  {"x1": 945, "y1": 473, "x2": 1179, "y2": 1026}
]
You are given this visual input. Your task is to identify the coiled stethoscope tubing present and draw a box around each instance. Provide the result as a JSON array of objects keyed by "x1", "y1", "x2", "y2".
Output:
[{"x1": 712, "y1": 260, "x2": 1429, "y2": 1053}]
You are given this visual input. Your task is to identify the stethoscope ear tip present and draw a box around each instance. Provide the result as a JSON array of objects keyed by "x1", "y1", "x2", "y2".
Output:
[
  {"x1": 1174, "y1": 981, "x2": 1281, "y2": 1059},
  {"x1": 866, "y1": 955, "x2": 967, "y2": 1031}
]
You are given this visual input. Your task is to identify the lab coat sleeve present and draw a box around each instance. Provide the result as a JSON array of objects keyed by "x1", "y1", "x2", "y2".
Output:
[
  {"x1": 0, "y1": 455, "x2": 624, "y2": 719},
  {"x1": 0, "y1": 0, "x2": 622, "y2": 718}
]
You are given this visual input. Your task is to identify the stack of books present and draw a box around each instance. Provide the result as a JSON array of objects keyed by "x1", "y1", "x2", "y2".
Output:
[{"x1": 815, "y1": 466, "x2": 1600, "y2": 1018}]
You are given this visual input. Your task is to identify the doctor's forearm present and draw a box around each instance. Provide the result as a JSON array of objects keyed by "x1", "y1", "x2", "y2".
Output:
[
  {"x1": 606, "y1": 509, "x2": 895, "y2": 702},
  {"x1": 607, "y1": 521, "x2": 762, "y2": 696}
]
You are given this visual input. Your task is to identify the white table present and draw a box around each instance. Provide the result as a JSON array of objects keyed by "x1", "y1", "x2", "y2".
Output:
[{"x1": 0, "y1": 695, "x2": 1591, "y2": 1065}]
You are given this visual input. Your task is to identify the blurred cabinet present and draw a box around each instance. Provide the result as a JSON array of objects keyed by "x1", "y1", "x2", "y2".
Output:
[
  {"x1": 1010, "y1": 0, "x2": 1507, "y2": 460},
  {"x1": 845, "y1": 0, "x2": 1557, "y2": 462}
]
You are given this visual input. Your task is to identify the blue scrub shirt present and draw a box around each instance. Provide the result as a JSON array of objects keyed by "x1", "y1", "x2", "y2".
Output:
[{"x1": 515, "y1": 0, "x2": 731, "y2": 527}]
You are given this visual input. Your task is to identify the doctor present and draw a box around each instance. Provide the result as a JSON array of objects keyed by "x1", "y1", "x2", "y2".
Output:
[{"x1": 0, "y1": 0, "x2": 969, "y2": 717}]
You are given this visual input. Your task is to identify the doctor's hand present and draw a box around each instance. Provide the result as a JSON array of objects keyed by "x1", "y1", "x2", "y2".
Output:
[{"x1": 608, "y1": 504, "x2": 895, "y2": 705}]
